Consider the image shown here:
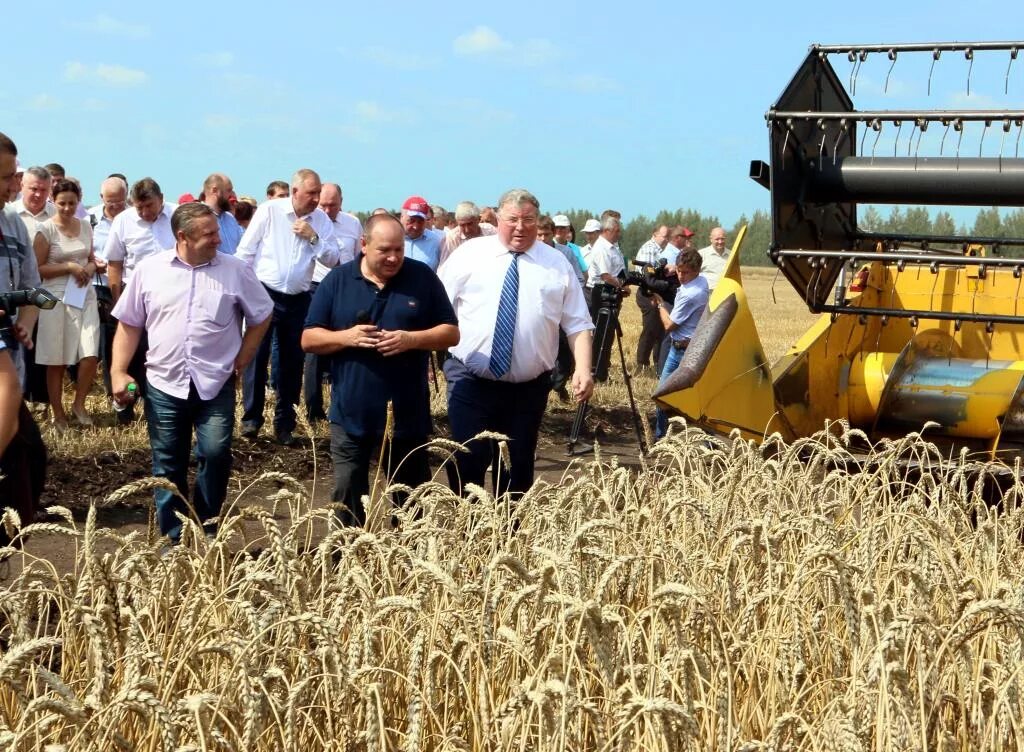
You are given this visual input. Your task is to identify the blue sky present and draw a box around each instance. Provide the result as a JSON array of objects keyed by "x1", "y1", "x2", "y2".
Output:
[{"x1": 5, "y1": 1, "x2": 1020, "y2": 227}]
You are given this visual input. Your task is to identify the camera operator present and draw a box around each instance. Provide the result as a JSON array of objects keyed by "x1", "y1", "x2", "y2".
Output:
[
  {"x1": 585, "y1": 215, "x2": 629, "y2": 321},
  {"x1": 0, "y1": 131, "x2": 47, "y2": 537},
  {"x1": 651, "y1": 248, "x2": 709, "y2": 439},
  {"x1": 633, "y1": 226, "x2": 670, "y2": 371}
]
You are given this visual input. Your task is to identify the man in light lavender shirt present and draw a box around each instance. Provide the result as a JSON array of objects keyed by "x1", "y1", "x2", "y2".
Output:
[{"x1": 110, "y1": 203, "x2": 272, "y2": 542}]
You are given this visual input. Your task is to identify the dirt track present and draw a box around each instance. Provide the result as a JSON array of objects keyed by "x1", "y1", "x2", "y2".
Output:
[{"x1": 9, "y1": 404, "x2": 646, "y2": 576}]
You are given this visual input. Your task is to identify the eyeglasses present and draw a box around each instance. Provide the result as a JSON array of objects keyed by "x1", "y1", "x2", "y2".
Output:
[{"x1": 499, "y1": 215, "x2": 538, "y2": 228}]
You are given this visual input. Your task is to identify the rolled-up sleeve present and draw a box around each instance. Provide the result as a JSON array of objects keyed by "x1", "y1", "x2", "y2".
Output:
[
  {"x1": 235, "y1": 204, "x2": 267, "y2": 266},
  {"x1": 104, "y1": 216, "x2": 127, "y2": 263},
  {"x1": 314, "y1": 215, "x2": 340, "y2": 267}
]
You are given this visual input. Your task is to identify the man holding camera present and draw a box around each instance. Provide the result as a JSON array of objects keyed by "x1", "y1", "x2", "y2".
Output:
[
  {"x1": 0, "y1": 131, "x2": 46, "y2": 538},
  {"x1": 652, "y1": 248, "x2": 709, "y2": 439},
  {"x1": 633, "y1": 225, "x2": 670, "y2": 371},
  {"x1": 585, "y1": 215, "x2": 629, "y2": 321}
]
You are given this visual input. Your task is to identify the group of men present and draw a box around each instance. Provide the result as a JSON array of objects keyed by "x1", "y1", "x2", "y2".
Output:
[{"x1": 2, "y1": 126, "x2": 732, "y2": 542}]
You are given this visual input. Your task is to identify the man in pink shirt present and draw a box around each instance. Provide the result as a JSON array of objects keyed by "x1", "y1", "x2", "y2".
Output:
[{"x1": 110, "y1": 202, "x2": 273, "y2": 542}]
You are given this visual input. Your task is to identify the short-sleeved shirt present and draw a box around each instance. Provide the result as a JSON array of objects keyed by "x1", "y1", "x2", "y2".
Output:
[
  {"x1": 699, "y1": 245, "x2": 729, "y2": 290},
  {"x1": 216, "y1": 210, "x2": 243, "y2": 255},
  {"x1": 111, "y1": 250, "x2": 273, "y2": 399},
  {"x1": 586, "y1": 236, "x2": 626, "y2": 289},
  {"x1": 103, "y1": 203, "x2": 177, "y2": 281},
  {"x1": 404, "y1": 230, "x2": 442, "y2": 272},
  {"x1": 304, "y1": 257, "x2": 457, "y2": 439},
  {"x1": 667, "y1": 275, "x2": 710, "y2": 343},
  {"x1": 0, "y1": 206, "x2": 42, "y2": 293},
  {"x1": 659, "y1": 242, "x2": 682, "y2": 266}
]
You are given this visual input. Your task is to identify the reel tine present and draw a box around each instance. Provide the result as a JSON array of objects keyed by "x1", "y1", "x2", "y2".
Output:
[
  {"x1": 871, "y1": 119, "x2": 883, "y2": 164},
  {"x1": 893, "y1": 120, "x2": 903, "y2": 157},
  {"x1": 884, "y1": 48, "x2": 897, "y2": 94},
  {"x1": 1007, "y1": 47, "x2": 1018, "y2": 95},
  {"x1": 965, "y1": 47, "x2": 974, "y2": 97},
  {"x1": 979, "y1": 119, "x2": 990, "y2": 158},
  {"x1": 954, "y1": 118, "x2": 965, "y2": 169},
  {"x1": 928, "y1": 48, "x2": 941, "y2": 96},
  {"x1": 940, "y1": 119, "x2": 951, "y2": 156}
]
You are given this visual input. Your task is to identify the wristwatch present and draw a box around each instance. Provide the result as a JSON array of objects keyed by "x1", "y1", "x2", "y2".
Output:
[{"x1": 310, "y1": 233, "x2": 319, "y2": 246}]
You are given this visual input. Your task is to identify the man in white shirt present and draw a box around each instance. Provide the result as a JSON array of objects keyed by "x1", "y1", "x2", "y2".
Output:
[
  {"x1": 12, "y1": 167, "x2": 55, "y2": 239},
  {"x1": 438, "y1": 201, "x2": 496, "y2": 267},
  {"x1": 578, "y1": 218, "x2": 601, "y2": 269},
  {"x1": 698, "y1": 227, "x2": 729, "y2": 290},
  {"x1": 103, "y1": 177, "x2": 177, "y2": 422},
  {"x1": 304, "y1": 182, "x2": 362, "y2": 422},
  {"x1": 105, "y1": 178, "x2": 177, "y2": 299},
  {"x1": 88, "y1": 176, "x2": 128, "y2": 397},
  {"x1": 200, "y1": 173, "x2": 243, "y2": 255},
  {"x1": 585, "y1": 215, "x2": 629, "y2": 320},
  {"x1": 439, "y1": 188, "x2": 594, "y2": 498},
  {"x1": 236, "y1": 168, "x2": 339, "y2": 445}
]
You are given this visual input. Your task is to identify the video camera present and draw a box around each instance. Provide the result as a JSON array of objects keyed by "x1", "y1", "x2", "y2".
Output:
[
  {"x1": 0, "y1": 288, "x2": 59, "y2": 349},
  {"x1": 626, "y1": 258, "x2": 679, "y2": 300}
]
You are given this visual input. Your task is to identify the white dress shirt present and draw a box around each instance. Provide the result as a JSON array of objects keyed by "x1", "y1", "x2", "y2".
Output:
[
  {"x1": 312, "y1": 212, "x2": 362, "y2": 284},
  {"x1": 103, "y1": 203, "x2": 177, "y2": 281},
  {"x1": 440, "y1": 234, "x2": 594, "y2": 383},
  {"x1": 586, "y1": 235, "x2": 626, "y2": 289},
  {"x1": 11, "y1": 199, "x2": 56, "y2": 241},
  {"x1": 88, "y1": 205, "x2": 117, "y2": 285},
  {"x1": 236, "y1": 197, "x2": 339, "y2": 294},
  {"x1": 698, "y1": 244, "x2": 729, "y2": 290}
]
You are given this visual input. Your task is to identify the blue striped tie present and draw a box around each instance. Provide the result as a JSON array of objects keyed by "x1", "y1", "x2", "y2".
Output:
[{"x1": 489, "y1": 252, "x2": 520, "y2": 379}]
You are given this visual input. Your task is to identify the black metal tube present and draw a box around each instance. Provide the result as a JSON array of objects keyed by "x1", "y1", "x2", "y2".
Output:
[
  {"x1": 774, "y1": 248, "x2": 1024, "y2": 268},
  {"x1": 769, "y1": 109, "x2": 1024, "y2": 122},
  {"x1": 812, "y1": 42, "x2": 1023, "y2": 54},
  {"x1": 857, "y1": 231, "x2": 1024, "y2": 248},
  {"x1": 820, "y1": 303, "x2": 1024, "y2": 325},
  {"x1": 811, "y1": 157, "x2": 1024, "y2": 206}
]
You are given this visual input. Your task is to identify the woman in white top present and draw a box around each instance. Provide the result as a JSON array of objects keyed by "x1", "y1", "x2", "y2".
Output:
[{"x1": 32, "y1": 179, "x2": 101, "y2": 431}]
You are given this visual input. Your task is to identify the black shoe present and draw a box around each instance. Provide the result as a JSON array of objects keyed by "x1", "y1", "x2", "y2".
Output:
[
  {"x1": 555, "y1": 386, "x2": 570, "y2": 403},
  {"x1": 240, "y1": 422, "x2": 260, "y2": 439},
  {"x1": 276, "y1": 431, "x2": 298, "y2": 447}
]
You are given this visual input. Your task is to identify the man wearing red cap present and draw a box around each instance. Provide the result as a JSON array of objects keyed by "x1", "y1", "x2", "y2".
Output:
[{"x1": 401, "y1": 196, "x2": 442, "y2": 272}]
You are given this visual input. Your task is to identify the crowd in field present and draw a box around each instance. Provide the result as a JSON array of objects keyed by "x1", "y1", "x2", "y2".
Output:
[{"x1": 0, "y1": 129, "x2": 732, "y2": 541}]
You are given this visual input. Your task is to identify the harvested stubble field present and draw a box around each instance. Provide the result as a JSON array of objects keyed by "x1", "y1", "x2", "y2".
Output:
[{"x1": 6, "y1": 268, "x2": 1024, "y2": 750}]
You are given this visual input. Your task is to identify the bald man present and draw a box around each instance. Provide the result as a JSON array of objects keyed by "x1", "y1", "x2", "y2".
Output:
[
  {"x1": 698, "y1": 227, "x2": 729, "y2": 290},
  {"x1": 201, "y1": 173, "x2": 243, "y2": 255},
  {"x1": 88, "y1": 176, "x2": 129, "y2": 395}
]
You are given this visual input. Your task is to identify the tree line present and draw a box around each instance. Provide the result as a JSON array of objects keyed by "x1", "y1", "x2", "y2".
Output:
[{"x1": 356, "y1": 206, "x2": 1024, "y2": 266}]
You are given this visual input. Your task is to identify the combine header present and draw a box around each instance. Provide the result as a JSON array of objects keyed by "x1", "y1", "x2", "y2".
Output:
[{"x1": 655, "y1": 42, "x2": 1024, "y2": 458}]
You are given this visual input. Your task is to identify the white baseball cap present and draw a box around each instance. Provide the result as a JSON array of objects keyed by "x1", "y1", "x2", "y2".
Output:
[{"x1": 582, "y1": 219, "x2": 601, "y2": 233}]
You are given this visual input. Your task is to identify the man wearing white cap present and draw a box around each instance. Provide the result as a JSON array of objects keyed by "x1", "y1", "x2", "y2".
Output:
[{"x1": 578, "y1": 218, "x2": 601, "y2": 269}]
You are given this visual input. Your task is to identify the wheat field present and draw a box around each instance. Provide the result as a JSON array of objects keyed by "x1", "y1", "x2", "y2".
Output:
[{"x1": 4, "y1": 268, "x2": 1023, "y2": 751}]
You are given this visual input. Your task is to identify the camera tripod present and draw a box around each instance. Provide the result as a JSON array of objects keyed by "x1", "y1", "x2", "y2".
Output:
[{"x1": 566, "y1": 284, "x2": 648, "y2": 456}]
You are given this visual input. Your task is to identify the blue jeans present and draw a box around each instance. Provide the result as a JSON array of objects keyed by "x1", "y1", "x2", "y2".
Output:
[
  {"x1": 242, "y1": 286, "x2": 311, "y2": 434},
  {"x1": 144, "y1": 378, "x2": 235, "y2": 541},
  {"x1": 655, "y1": 343, "x2": 686, "y2": 439}
]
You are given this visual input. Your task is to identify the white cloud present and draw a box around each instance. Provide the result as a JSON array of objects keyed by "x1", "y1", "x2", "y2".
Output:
[
  {"x1": 27, "y1": 94, "x2": 61, "y2": 111},
  {"x1": 949, "y1": 91, "x2": 999, "y2": 108},
  {"x1": 204, "y1": 114, "x2": 242, "y2": 129},
  {"x1": 454, "y1": 26, "x2": 512, "y2": 56},
  {"x1": 453, "y1": 26, "x2": 560, "y2": 66},
  {"x1": 354, "y1": 100, "x2": 413, "y2": 124},
  {"x1": 64, "y1": 62, "x2": 148, "y2": 87},
  {"x1": 362, "y1": 46, "x2": 438, "y2": 71},
  {"x1": 71, "y1": 14, "x2": 150, "y2": 39},
  {"x1": 549, "y1": 74, "x2": 622, "y2": 94},
  {"x1": 195, "y1": 51, "x2": 235, "y2": 67}
]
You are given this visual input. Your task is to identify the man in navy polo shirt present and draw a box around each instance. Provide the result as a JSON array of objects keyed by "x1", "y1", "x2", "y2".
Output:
[{"x1": 302, "y1": 213, "x2": 459, "y2": 526}]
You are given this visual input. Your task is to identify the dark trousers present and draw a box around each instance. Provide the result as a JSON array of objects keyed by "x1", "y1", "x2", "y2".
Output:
[
  {"x1": 635, "y1": 293, "x2": 663, "y2": 368},
  {"x1": 301, "y1": 281, "x2": 329, "y2": 420},
  {"x1": 0, "y1": 402, "x2": 46, "y2": 545},
  {"x1": 550, "y1": 329, "x2": 574, "y2": 393},
  {"x1": 656, "y1": 332, "x2": 672, "y2": 376},
  {"x1": 444, "y1": 358, "x2": 551, "y2": 498},
  {"x1": 115, "y1": 330, "x2": 148, "y2": 423},
  {"x1": 144, "y1": 378, "x2": 235, "y2": 541},
  {"x1": 98, "y1": 315, "x2": 117, "y2": 396},
  {"x1": 242, "y1": 286, "x2": 311, "y2": 435},
  {"x1": 329, "y1": 423, "x2": 431, "y2": 527}
]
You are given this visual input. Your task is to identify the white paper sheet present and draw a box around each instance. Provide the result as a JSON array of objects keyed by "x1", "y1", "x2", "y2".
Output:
[{"x1": 62, "y1": 280, "x2": 88, "y2": 309}]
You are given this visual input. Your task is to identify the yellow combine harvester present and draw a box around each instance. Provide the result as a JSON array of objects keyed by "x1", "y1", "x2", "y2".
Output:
[{"x1": 655, "y1": 42, "x2": 1024, "y2": 460}]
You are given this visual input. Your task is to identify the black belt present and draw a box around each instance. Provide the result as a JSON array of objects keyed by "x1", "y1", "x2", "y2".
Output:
[{"x1": 671, "y1": 338, "x2": 690, "y2": 350}]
